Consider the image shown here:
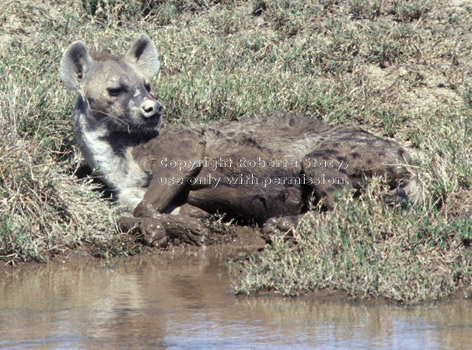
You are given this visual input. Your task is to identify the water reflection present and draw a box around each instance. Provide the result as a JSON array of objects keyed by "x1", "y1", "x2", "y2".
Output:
[{"x1": 0, "y1": 248, "x2": 471, "y2": 350}]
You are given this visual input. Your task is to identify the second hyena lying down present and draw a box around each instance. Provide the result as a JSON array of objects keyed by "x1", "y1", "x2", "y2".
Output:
[{"x1": 60, "y1": 34, "x2": 414, "y2": 246}]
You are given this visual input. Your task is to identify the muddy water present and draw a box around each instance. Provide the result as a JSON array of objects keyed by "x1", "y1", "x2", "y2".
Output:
[{"x1": 0, "y1": 248, "x2": 471, "y2": 350}]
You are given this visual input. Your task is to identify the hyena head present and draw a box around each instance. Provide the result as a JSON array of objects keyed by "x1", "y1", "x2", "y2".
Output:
[{"x1": 60, "y1": 34, "x2": 162, "y2": 133}]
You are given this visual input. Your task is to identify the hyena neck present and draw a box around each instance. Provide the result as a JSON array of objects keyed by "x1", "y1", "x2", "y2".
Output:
[{"x1": 72, "y1": 97, "x2": 152, "y2": 212}]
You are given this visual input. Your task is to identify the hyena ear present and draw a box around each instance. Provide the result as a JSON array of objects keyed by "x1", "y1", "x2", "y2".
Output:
[
  {"x1": 124, "y1": 33, "x2": 160, "y2": 80},
  {"x1": 60, "y1": 41, "x2": 93, "y2": 91}
]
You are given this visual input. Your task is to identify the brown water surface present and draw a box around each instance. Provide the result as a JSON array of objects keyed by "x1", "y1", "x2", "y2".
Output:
[{"x1": 0, "y1": 248, "x2": 471, "y2": 350}]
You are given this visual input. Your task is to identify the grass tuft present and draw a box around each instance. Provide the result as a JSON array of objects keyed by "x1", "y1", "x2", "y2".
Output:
[{"x1": 233, "y1": 179, "x2": 472, "y2": 304}]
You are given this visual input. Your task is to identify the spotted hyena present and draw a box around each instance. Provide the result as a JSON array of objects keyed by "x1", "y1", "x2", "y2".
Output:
[{"x1": 60, "y1": 34, "x2": 415, "y2": 246}]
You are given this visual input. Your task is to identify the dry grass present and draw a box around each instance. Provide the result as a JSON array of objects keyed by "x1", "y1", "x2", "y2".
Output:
[{"x1": 0, "y1": 118, "x2": 120, "y2": 262}]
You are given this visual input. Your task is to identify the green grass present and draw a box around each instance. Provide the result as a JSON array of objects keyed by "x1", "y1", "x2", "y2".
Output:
[
  {"x1": 232, "y1": 179, "x2": 472, "y2": 303},
  {"x1": 0, "y1": 0, "x2": 471, "y2": 302}
]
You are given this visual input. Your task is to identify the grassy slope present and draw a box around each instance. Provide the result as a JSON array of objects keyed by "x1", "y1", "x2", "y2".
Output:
[{"x1": 0, "y1": 0, "x2": 471, "y2": 302}]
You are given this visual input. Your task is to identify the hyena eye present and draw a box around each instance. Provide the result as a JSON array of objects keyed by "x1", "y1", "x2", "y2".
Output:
[
  {"x1": 107, "y1": 87, "x2": 124, "y2": 97},
  {"x1": 144, "y1": 83, "x2": 151, "y2": 92}
]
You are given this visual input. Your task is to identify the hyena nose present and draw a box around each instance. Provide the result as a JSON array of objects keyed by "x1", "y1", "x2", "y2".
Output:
[{"x1": 141, "y1": 99, "x2": 162, "y2": 118}]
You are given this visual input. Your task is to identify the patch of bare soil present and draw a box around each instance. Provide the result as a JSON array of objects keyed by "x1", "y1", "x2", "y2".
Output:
[
  {"x1": 0, "y1": 0, "x2": 67, "y2": 53},
  {"x1": 444, "y1": 189, "x2": 472, "y2": 220},
  {"x1": 228, "y1": 225, "x2": 266, "y2": 247},
  {"x1": 353, "y1": 0, "x2": 470, "y2": 120}
]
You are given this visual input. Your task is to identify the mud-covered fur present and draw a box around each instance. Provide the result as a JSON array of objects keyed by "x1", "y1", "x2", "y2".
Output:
[{"x1": 60, "y1": 34, "x2": 415, "y2": 246}]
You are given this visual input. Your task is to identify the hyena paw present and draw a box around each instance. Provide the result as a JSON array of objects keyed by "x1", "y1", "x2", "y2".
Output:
[
  {"x1": 118, "y1": 215, "x2": 210, "y2": 247},
  {"x1": 261, "y1": 215, "x2": 301, "y2": 243},
  {"x1": 162, "y1": 215, "x2": 209, "y2": 246},
  {"x1": 117, "y1": 216, "x2": 169, "y2": 247},
  {"x1": 383, "y1": 187, "x2": 409, "y2": 208}
]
